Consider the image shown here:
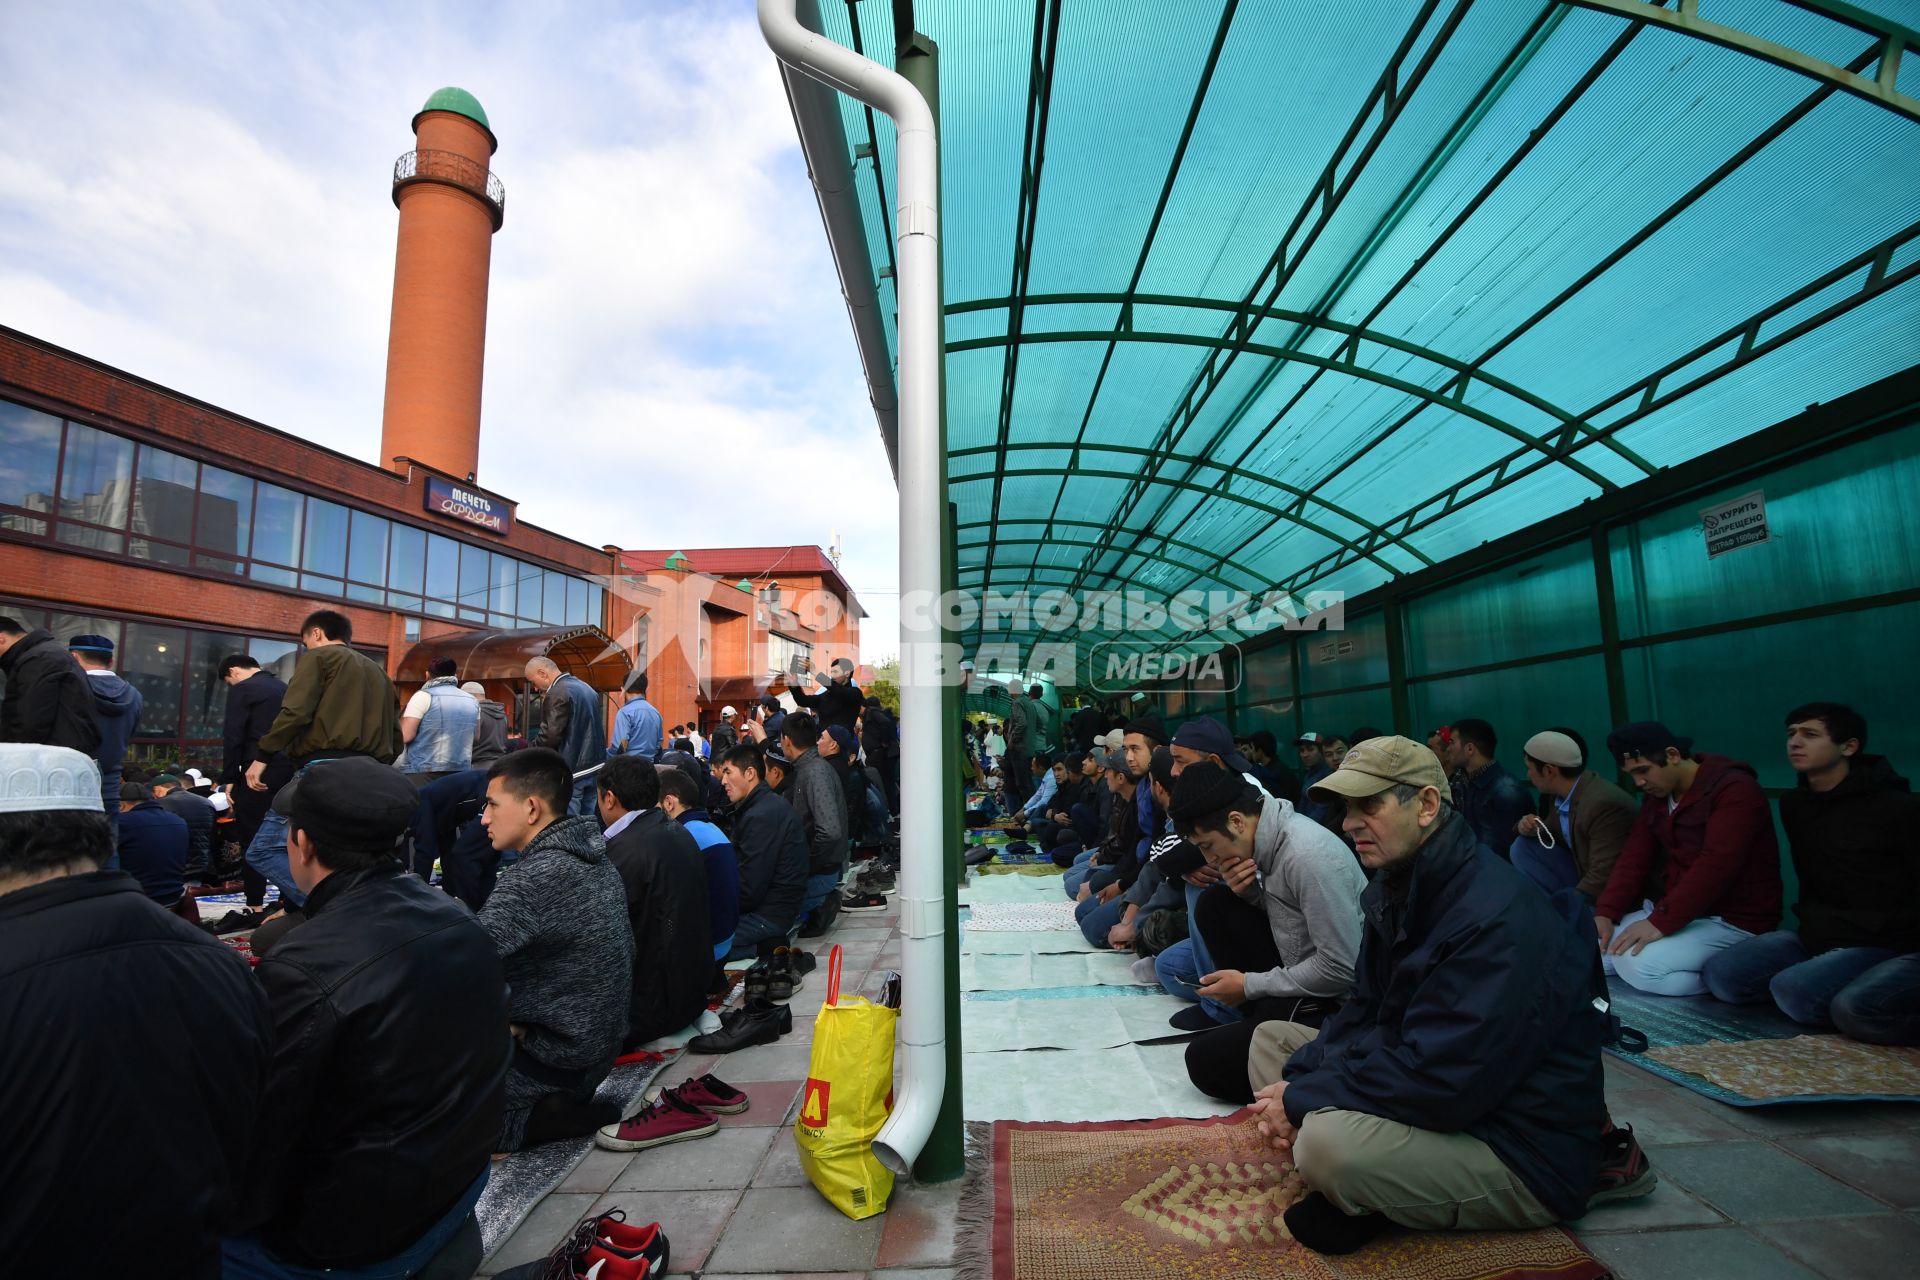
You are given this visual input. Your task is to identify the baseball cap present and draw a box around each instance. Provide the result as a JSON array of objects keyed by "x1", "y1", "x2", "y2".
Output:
[
  {"x1": 1296, "y1": 731, "x2": 1321, "y2": 744},
  {"x1": 1102, "y1": 749, "x2": 1128, "y2": 772},
  {"x1": 1523, "y1": 730, "x2": 1583, "y2": 771},
  {"x1": 184, "y1": 768, "x2": 208, "y2": 786},
  {"x1": 721, "y1": 705, "x2": 737, "y2": 717},
  {"x1": 1309, "y1": 735, "x2": 1448, "y2": 801}
]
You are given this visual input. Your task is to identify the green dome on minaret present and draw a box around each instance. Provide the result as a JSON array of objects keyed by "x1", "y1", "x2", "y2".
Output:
[{"x1": 414, "y1": 87, "x2": 497, "y2": 152}]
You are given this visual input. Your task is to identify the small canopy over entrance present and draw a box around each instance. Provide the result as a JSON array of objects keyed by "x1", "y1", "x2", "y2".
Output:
[{"x1": 396, "y1": 625, "x2": 634, "y2": 692}]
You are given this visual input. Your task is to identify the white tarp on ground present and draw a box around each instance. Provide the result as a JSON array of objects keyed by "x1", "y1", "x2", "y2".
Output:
[
  {"x1": 962, "y1": 993, "x2": 1192, "y2": 1052},
  {"x1": 959, "y1": 950, "x2": 1156, "y2": 991},
  {"x1": 961, "y1": 927, "x2": 1098, "y2": 954},
  {"x1": 961, "y1": 1043, "x2": 1239, "y2": 1122},
  {"x1": 960, "y1": 870, "x2": 1070, "y2": 905}
]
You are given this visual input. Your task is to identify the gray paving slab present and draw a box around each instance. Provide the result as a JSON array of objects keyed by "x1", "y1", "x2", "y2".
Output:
[
  {"x1": 1645, "y1": 1141, "x2": 1891, "y2": 1222},
  {"x1": 1712, "y1": 1100, "x2": 1920, "y2": 1139},
  {"x1": 712, "y1": 1039, "x2": 819, "y2": 1083},
  {"x1": 1778, "y1": 1130, "x2": 1920, "y2": 1207},
  {"x1": 705, "y1": 1185, "x2": 888, "y2": 1273},
  {"x1": 753, "y1": 1128, "x2": 812, "y2": 1187},
  {"x1": 1618, "y1": 1086, "x2": 1755, "y2": 1145},
  {"x1": 1568, "y1": 1176, "x2": 1728, "y2": 1233},
  {"x1": 1754, "y1": 1214, "x2": 1920, "y2": 1280},
  {"x1": 874, "y1": 1179, "x2": 963, "y2": 1269},
  {"x1": 610, "y1": 1125, "x2": 777, "y2": 1192},
  {"x1": 556, "y1": 1147, "x2": 635, "y2": 1194},
  {"x1": 483, "y1": 1191, "x2": 599, "y2": 1273},
  {"x1": 584, "y1": 1186, "x2": 743, "y2": 1275},
  {"x1": 1583, "y1": 1226, "x2": 1823, "y2": 1280}
]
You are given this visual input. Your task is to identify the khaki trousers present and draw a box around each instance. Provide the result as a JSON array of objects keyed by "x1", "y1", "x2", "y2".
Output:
[{"x1": 1248, "y1": 1021, "x2": 1558, "y2": 1232}]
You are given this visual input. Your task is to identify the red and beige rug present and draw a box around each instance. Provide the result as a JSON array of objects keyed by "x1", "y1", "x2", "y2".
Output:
[{"x1": 959, "y1": 1113, "x2": 1606, "y2": 1280}]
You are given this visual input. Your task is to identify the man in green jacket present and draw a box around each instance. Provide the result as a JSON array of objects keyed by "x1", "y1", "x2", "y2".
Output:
[{"x1": 242, "y1": 609, "x2": 401, "y2": 910}]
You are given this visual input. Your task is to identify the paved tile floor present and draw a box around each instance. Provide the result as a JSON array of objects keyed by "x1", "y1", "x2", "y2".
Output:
[{"x1": 481, "y1": 896, "x2": 1920, "y2": 1279}]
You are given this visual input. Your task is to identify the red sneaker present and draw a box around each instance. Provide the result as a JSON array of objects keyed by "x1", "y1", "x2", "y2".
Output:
[
  {"x1": 1588, "y1": 1123, "x2": 1657, "y2": 1206},
  {"x1": 594, "y1": 1088, "x2": 719, "y2": 1151},
  {"x1": 491, "y1": 1213, "x2": 659, "y2": 1279},
  {"x1": 595, "y1": 1217, "x2": 672, "y2": 1273},
  {"x1": 673, "y1": 1074, "x2": 749, "y2": 1115}
]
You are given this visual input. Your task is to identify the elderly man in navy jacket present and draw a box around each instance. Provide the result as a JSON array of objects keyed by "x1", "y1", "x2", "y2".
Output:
[{"x1": 1243, "y1": 737, "x2": 1644, "y2": 1255}]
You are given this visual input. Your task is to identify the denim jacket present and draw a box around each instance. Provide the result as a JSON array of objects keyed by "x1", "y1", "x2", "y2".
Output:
[{"x1": 404, "y1": 677, "x2": 478, "y2": 774}]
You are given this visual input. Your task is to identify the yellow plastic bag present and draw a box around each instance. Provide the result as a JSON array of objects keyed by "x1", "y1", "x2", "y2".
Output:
[{"x1": 794, "y1": 943, "x2": 898, "y2": 1219}]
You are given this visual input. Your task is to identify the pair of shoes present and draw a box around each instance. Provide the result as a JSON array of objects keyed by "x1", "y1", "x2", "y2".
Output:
[
  {"x1": 1588, "y1": 1123, "x2": 1657, "y2": 1206},
  {"x1": 594, "y1": 1075, "x2": 748, "y2": 1150},
  {"x1": 492, "y1": 1209, "x2": 671, "y2": 1279},
  {"x1": 206, "y1": 906, "x2": 272, "y2": 935},
  {"x1": 689, "y1": 997, "x2": 793, "y2": 1054},
  {"x1": 767, "y1": 947, "x2": 807, "y2": 1001},
  {"x1": 743, "y1": 957, "x2": 775, "y2": 1001},
  {"x1": 841, "y1": 890, "x2": 890, "y2": 912}
]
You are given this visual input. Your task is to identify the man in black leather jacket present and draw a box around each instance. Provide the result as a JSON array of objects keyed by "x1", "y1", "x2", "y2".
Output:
[{"x1": 225, "y1": 757, "x2": 510, "y2": 1276}]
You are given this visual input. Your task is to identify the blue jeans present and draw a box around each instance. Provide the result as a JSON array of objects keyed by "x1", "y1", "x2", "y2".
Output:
[
  {"x1": 1152, "y1": 937, "x2": 1238, "y2": 1026},
  {"x1": 1078, "y1": 895, "x2": 1124, "y2": 949},
  {"x1": 1704, "y1": 931, "x2": 1898, "y2": 1027},
  {"x1": 244, "y1": 762, "x2": 316, "y2": 908},
  {"x1": 727, "y1": 911, "x2": 791, "y2": 961},
  {"x1": 1832, "y1": 953, "x2": 1920, "y2": 1046},
  {"x1": 222, "y1": 1167, "x2": 486, "y2": 1279},
  {"x1": 1183, "y1": 879, "x2": 1240, "y2": 1024},
  {"x1": 799, "y1": 870, "x2": 841, "y2": 916},
  {"x1": 568, "y1": 776, "x2": 597, "y2": 818},
  {"x1": 1510, "y1": 835, "x2": 1580, "y2": 898},
  {"x1": 1062, "y1": 849, "x2": 1097, "y2": 897}
]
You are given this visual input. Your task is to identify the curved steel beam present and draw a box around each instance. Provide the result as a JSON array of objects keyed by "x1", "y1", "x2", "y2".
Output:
[
  {"x1": 955, "y1": 517, "x2": 1278, "y2": 590},
  {"x1": 946, "y1": 329, "x2": 1624, "y2": 493},
  {"x1": 946, "y1": 292, "x2": 1656, "y2": 474},
  {"x1": 949, "y1": 446, "x2": 1437, "y2": 571},
  {"x1": 1565, "y1": 0, "x2": 1920, "y2": 123}
]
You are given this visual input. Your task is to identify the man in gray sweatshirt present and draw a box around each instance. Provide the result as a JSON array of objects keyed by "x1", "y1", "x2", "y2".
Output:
[
  {"x1": 1167, "y1": 760, "x2": 1367, "y2": 1104},
  {"x1": 478, "y1": 748, "x2": 633, "y2": 1151}
]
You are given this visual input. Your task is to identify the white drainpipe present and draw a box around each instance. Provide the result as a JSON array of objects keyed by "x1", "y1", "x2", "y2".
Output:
[{"x1": 757, "y1": 0, "x2": 946, "y2": 1175}]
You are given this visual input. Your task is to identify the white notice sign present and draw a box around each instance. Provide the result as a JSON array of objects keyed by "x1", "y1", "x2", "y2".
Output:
[{"x1": 1700, "y1": 489, "x2": 1770, "y2": 559}]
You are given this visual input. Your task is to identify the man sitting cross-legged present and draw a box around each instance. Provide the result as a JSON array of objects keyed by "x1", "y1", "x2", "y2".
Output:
[
  {"x1": 478, "y1": 748, "x2": 633, "y2": 1151},
  {"x1": 1168, "y1": 760, "x2": 1366, "y2": 1105},
  {"x1": 597, "y1": 755, "x2": 714, "y2": 1050},
  {"x1": 1244, "y1": 736, "x2": 1631, "y2": 1255},
  {"x1": 224, "y1": 758, "x2": 509, "y2": 1278}
]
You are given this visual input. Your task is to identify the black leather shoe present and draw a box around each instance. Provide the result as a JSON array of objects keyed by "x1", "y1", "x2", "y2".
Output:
[{"x1": 689, "y1": 997, "x2": 793, "y2": 1054}]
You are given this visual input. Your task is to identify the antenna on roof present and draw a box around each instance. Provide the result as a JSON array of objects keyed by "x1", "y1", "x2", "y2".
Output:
[{"x1": 828, "y1": 530, "x2": 842, "y2": 567}]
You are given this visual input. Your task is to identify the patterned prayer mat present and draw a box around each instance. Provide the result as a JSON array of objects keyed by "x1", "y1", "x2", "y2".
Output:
[
  {"x1": 1605, "y1": 979, "x2": 1920, "y2": 1105},
  {"x1": 966, "y1": 901, "x2": 1082, "y2": 932},
  {"x1": 959, "y1": 1114, "x2": 1605, "y2": 1280}
]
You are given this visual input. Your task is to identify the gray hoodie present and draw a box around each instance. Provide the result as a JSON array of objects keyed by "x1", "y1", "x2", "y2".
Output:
[
  {"x1": 471, "y1": 698, "x2": 509, "y2": 767},
  {"x1": 1238, "y1": 790, "x2": 1367, "y2": 1002}
]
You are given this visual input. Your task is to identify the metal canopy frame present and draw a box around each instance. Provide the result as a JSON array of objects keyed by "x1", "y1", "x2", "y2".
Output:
[{"x1": 806, "y1": 0, "x2": 1920, "y2": 663}]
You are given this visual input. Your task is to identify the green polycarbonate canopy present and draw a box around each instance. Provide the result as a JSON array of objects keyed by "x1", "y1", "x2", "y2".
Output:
[{"x1": 805, "y1": 0, "x2": 1920, "y2": 673}]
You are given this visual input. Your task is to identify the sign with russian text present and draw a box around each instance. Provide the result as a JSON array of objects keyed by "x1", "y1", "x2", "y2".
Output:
[
  {"x1": 424, "y1": 476, "x2": 512, "y2": 535},
  {"x1": 1700, "y1": 489, "x2": 1768, "y2": 559}
]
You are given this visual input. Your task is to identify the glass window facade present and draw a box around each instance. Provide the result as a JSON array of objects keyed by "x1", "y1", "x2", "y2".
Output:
[{"x1": 0, "y1": 396, "x2": 603, "y2": 632}]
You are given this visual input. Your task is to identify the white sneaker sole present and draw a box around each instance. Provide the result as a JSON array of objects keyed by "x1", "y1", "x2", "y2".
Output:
[{"x1": 594, "y1": 1120, "x2": 720, "y2": 1151}]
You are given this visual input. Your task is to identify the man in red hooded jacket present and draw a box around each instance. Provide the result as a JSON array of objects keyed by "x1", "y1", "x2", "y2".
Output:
[{"x1": 1593, "y1": 721, "x2": 1781, "y2": 996}]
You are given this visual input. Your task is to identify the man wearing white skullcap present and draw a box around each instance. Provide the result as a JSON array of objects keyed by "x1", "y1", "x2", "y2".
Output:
[{"x1": 0, "y1": 743, "x2": 272, "y2": 1275}]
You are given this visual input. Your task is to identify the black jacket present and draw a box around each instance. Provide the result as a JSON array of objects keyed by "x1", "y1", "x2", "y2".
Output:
[
  {"x1": 159, "y1": 788, "x2": 216, "y2": 869},
  {"x1": 1281, "y1": 811, "x2": 1606, "y2": 1221},
  {"x1": 606, "y1": 809, "x2": 714, "y2": 1044},
  {"x1": 790, "y1": 677, "x2": 864, "y2": 733},
  {"x1": 860, "y1": 705, "x2": 898, "y2": 760},
  {"x1": 236, "y1": 864, "x2": 509, "y2": 1268},
  {"x1": 1, "y1": 872, "x2": 271, "y2": 1278},
  {"x1": 730, "y1": 782, "x2": 810, "y2": 926},
  {"x1": 0, "y1": 628, "x2": 100, "y2": 753},
  {"x1": 788, "y1": 748, "x2": 849, "y2": 874},
  {"x1": 223, "y1": 670, "x2": 289, "y2": 785},
  {"x1": 1782, "y1": 754, "x2": 1920, "y2": 954}
]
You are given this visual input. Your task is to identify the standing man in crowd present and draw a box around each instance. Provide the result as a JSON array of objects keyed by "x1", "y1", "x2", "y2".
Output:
[
  {"x1": 1704, "y1": 703, "x2": 1920, "y2": 1030},
  {"x1": 717, "y1": 744, "x2": 810, "y2": 959},
  {"x1": 222, "y1": 654, "x2": 291, "y2": 914},
  {"x1": 789, "y1": 656, "x2": 864, "y2": 734},
  {"x1": 0, "y1": 745, "x2": 271, "y2": 1278},
  {"x1": 399, "y1": 657, "x2": 478, "y2": 786},
  {"x1": 1002, "y1": 684, "x2": 1034, "y2": 808},
  {"x1": 463, "y1": 682, "x2": 510, "y2": 767},
  {"x1": 608, "y1": 671, "x2": 662, "y2": 761},
  {"x1": 243, "y1": 611, "x2": 401, "y2": 912},
  {"x1": 1594, "y1": 721, "x2": 1781, "y2": 997},
  {"x1": 68, "y1": 634, "x2": 141, "y2": 840},
  {"x1": 478, "y1": 748, "x2": 632, "y2": 1150},
  {"x1": 1509, "y1": 729, "x2": 1636, "y2": 902},
  {"x1": 860, "y1": 695, "x2": 900, "y2": 813},
  {"x1": 224, "y1": 758, "x2": 508, "y2": 1278},
  {"x1": 525, "y1": 656, "x2": 604, "y2": 817},
  {"x1": 1244, "y1": 736, "x2": 1621, "y2": 1255},
  {"x1": 0, "y1": 615, "x2": 99, "y2": 754}
]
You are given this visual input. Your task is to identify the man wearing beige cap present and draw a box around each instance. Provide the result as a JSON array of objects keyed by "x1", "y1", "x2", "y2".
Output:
[
  {"x1": 1241, "y1": 735, "x2": 1635, "y2": 1254},
  {"x1": 1510, "y1": 729, "x2": 1637, "y2": 902}
]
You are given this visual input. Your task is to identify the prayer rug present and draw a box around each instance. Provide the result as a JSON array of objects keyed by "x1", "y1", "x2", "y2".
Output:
[
  {"x1": 971, "y1": 861, "x2": 1071, "y2": 877},
  {"x1": 966, "y1": 901, "x2": 1082, "y2": 932},
  {"x1": 476, "y1": 1052, "x2": 675, "y2": 1259},
  {"x1": 957, "y1": 1113, "x2": 1606, "y2": 1280},
  {"x1": 1605, "y1": 978, "x2": 1920, "y2": 1105}
]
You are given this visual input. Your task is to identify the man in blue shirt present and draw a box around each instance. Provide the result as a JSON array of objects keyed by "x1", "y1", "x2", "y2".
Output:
[
  {"x1": 609, "y1": 672, "x2": 662, "y2": 762},
  {"x1": 1020, "y1": 752, "x2": 1059, "y2": 823}
]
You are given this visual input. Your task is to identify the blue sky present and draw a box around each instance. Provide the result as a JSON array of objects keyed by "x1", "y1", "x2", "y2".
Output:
[{"x1": 0, "y1": 0, "x2": 902, "y2": 660}]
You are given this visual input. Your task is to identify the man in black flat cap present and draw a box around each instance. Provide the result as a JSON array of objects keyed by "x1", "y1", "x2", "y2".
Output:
[{"x1": 225, "y1": 757, "x2": 510, "y2": 1279}]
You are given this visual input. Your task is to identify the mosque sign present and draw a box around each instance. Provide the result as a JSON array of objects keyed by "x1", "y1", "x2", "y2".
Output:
[
  {"x1": 1700, "y1": 489, "x2": 1769, "y2": 560},
  {"x1": 424, "y1": 476, "x2": 513, "y2": 535}
]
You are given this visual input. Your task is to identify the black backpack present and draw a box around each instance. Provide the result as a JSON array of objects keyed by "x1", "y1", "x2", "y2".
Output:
[{"x1": 1548, "y1": 886, "x2": 1648, "y2": 1054}]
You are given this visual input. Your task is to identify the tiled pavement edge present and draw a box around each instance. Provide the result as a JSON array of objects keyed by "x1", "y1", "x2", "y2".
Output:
[{"x1": 482, "y1": 894, "x2": 1920, "y2": 1279}]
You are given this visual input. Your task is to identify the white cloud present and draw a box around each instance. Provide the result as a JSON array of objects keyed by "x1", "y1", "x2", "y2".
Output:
[{"x1": 0, "y1": 0, "x2": 901, "y2": 659}]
